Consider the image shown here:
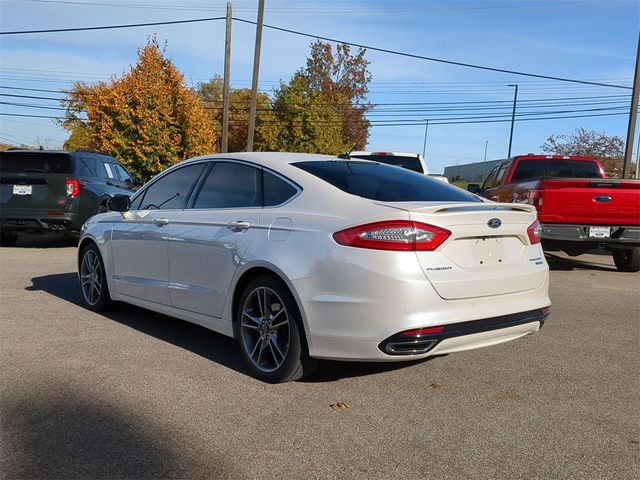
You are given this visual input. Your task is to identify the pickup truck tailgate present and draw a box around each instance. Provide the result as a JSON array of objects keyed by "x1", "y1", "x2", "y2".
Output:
[{"x1": 538, "y1": 179, "x2": 640, "y2": 225}]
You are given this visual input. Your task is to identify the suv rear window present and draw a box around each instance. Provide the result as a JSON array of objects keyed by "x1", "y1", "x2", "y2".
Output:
[
  {"x1": 350, "y1": 154, "x2": 423, "y2": 173},
  {"x1": 0, "y1": 152, "x2": 73, "y2": 174},
  {"x1": 512, "y1": 159, "x2": 602, "y2": 181},
  {"x1": 294, "y1": 161, "x2": 480, "y2": 202}
]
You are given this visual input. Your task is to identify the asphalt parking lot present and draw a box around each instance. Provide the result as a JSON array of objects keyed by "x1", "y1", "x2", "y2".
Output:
[{"x1": 1, "y1": 235, "x2": 638, "y2": 479}]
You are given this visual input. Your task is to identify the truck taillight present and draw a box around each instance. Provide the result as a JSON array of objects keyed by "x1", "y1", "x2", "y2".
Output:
[
  {"x1": 527, "y1": 190, "x2": 543, "y2": 210},
  {"x1": 527, "y1": 219, "x2": 542, "y2": 245},
  {"x1": 65, "y1": 179, "x2": 81, "y2": 197},
  {"x1": 333, "y1": 221, "x2": 451, "y2": 251}
]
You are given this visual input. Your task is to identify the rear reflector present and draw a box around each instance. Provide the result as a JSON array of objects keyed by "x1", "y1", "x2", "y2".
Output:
[
  {"x1": 333, "y1": 221, "x2": 451, "y2": 251},
  {"x1": 400, "y1": 326, "x2": 445, "y2": 336},
  {"x1": 527, "y1": 219, "x2": 542, "y2": 245}
]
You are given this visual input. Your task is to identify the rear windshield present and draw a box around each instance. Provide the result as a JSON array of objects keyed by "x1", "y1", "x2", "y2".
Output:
[
  {"x1": 512, "y1": 159, "x2": 602, "y2": 181},
  {"x1": 350, "y1": 154, "x2": 423, "y2": 173},
  {"x1": 294, "y1": 161, "x2": 481, "y2": 203},
  {"x1": 0, "y1": 152, "x2": 73, "y2": 174}
]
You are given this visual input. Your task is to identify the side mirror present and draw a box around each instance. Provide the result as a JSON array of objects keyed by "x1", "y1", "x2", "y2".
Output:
[
  {"x1": 108, "y1": 195, "x2": 131, "y2": 212},
  {"x1": 132, "y1": 178, "x2": 142, "y2": 186},
  {"x1": 467, "y1": 183, "x2": 480, "y2": 194}
]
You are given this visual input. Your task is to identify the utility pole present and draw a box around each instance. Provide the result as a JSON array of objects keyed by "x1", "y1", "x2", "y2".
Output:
[
  {"x1": 623, "y1": 33, "x2": 640, "y2": 179},
  {"x1": 507, "y1": 84, "x2": 518, "y2": 158},
  {"x1": 221, "y1": 2, "x2": 232, "y2": 153},
  {"x1": 246, "y1": 0, "x2": 265, "y2": 152},
  {"x1": 482, "y1": 140, "x2": 488, "y2": 178},
  {"x1": 422, "y1": 119, "x2": 429, "y2": 158}
]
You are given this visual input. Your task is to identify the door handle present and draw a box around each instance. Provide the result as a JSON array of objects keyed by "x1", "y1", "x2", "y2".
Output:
[
  {"x1": 226, "y1": 220, "x2": 251, "y2": 232},
  {"x1": 153, "y1": 218, "x2": 170, "y2": 227}
]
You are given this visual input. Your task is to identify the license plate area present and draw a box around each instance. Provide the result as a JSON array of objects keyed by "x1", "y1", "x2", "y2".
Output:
[
  {"x1": 12, "y1": 185, "x2": 32, "y2": 195},
  {"x1": 443, "y1": 236, "x2": 524, "y2": 267},
  {"x1": 588, "y1": 226, "x2": 611, "y2": 238}
]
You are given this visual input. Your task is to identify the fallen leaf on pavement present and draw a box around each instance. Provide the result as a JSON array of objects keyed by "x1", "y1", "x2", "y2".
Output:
[{"x1": 330, "y1": 402, "x2": 350, "y2": 411}]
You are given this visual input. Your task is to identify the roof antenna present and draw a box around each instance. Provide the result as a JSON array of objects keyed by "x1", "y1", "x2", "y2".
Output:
[{"x1": 337, "y1": 130, "x2": 368, "y2": 160}]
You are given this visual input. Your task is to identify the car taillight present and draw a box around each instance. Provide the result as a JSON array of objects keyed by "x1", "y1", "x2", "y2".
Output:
[
  {"x1": 527, "y1": 219, "x2": 542, "y2": 245},
  {"x1": 65, "y1": 179, "x2": 81, "y2": 197},
  {"x1": 333, "y1": 221, "x2": 451, "y2": 251}
]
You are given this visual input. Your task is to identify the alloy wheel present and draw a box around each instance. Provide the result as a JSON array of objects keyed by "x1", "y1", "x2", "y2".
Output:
[
  {"x1": 240, "y1": 286, "x2": 290, "y2": 373},
  {"x1": 80, "y1": 249, "x2": 103, "y2": 306}
]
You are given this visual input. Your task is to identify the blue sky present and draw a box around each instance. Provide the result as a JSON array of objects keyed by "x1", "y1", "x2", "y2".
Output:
[{"x1": 0, "y1": 0, "x2": 638, "y2": 173}]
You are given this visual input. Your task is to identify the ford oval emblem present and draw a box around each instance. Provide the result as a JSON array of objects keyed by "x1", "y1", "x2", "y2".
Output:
[
  {"x1": 487, "y1": 218, "x2": 502, "y2": 229},
  {"x1": 594, "y1": 195, "x2": 612, "y2": 203}
]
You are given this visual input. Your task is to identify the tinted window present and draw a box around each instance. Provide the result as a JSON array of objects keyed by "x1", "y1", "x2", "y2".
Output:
[
  {"x1": 512, "y1": 159, "x2": 602, "y2": 181},
  {"x1": 113, "y1": 164, "x2": 133, "y2": 182},
  {"x1": 264, "y1": 170, "x2": 298, "y2": 206},
  {"x1": 350, "y1": 154, "x2": 423, "y2": 173},
  {"x1": 0, "y1": 152, "x2": 73, "y2": 174},
  {"x1": 140, "y1": 163, "x2": 205, "y2": 210},
  {"x1": 295, "y1": 161, "x2": 480, "y2": 202},
  {"x1": 482, "y1": 165, "x2": 500, "y2": 190},
  {"x1": 193, "y1": 162, "x2": 261, "y2": 209},
  {"x1": 493, "y1": 163, "x2": 509, "y2": 187},
  {"x1": 75, "y1": 156, "x2": 97, "y2": 176},
  {"x1": 101, "y1": 162, "x2": 116, "y2": 179}
]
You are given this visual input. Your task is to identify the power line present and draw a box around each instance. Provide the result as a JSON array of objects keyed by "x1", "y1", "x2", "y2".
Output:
[
  {"x1": 232, "y1": 17, "x2": 633, "y2": 90},
  {"x1": 0, "y1": 14, "x2": 632, "y2": 90},
  {"x1": 0, "y1": 16, "x2": 225, "y2": 35}
]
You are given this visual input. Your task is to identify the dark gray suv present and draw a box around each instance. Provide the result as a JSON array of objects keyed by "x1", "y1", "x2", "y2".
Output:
[{"x1": 0, "y1": 149, "x2": 139, "y2": 245}]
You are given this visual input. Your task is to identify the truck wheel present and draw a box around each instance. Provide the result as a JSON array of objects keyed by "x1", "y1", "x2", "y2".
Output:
[
  {"x1": 612, "y1": 247, "x2": 640, "y2": 273},
  {"x1": 0, "y1": 232, "x2": 18, "y2": 246}
]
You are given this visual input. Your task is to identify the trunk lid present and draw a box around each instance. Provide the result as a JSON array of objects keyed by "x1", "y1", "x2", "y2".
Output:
[
  {"x1": 378, "y1": 201, "x2": 547, "y2": 300},
  {"x1": 537, "y1": 178, "x2": 640, "y2": 225},
  {"x1": 0, "y1": 152, "x2": 75, "y2": 212}
]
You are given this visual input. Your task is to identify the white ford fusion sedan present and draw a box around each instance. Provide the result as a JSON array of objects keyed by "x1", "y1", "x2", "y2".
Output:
[{"x1": 78, "y1": 152, "x2": 550, "y2": 382}]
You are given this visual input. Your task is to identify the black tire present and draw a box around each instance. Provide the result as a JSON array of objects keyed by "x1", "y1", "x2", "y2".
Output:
[
  {"x1": 0, "y1": 232, "x2": 18, "y2": 247},
  {"x1": 612, "y1": 247, "x2": 640, "y2": 273},
  {"x1": 236, "y1": 275, "x2": 316, "y2": 383},
  {"x1": 79, "y1": 243, "x2": 112, "y2": 311}
]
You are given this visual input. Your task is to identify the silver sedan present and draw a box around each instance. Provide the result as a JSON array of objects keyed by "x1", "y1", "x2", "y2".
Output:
[{"x1": 78, "y1": 152, "x2": 550, "y2": 382}]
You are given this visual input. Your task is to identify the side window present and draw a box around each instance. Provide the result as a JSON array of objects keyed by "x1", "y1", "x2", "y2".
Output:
[
  {"x1": 129, "y1": 193, "x2": 143, "y2": 210},
  {"x1": 193, "y1": 162, "x2": 262, "y2": 209},
  {"x1": 75, "y1": 156, "x2": 97, "y2": 177},
  {"x1": 482, "y1": 166, "x2": 499, "y2": 190},
  {"x1": 140, "y1": 163, "x2": 206, "y2": 210},
  {"x1": 114, "y1": 164, "x2": 133, "y2": 183},
  {"x1": 263, "y1": 170, "x2": 298, "y2": 206},
  {"x1": 494, "y1": 163, "x2": 509, "y2": 187},
  {"x1": 101, "y1": 162, "x2": 116, "y2": 179}
]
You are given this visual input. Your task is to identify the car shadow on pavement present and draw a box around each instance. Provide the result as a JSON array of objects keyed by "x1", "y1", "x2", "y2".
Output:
[
  {"x1": 545, "y1": 252, "x2": 617, "y2": 272},
  {"x1": 1, "y1": 384, "x2": 232, "y2": 479},
  {"x1": 27, "y1": 273, "x2": 422, "y2": 382}
]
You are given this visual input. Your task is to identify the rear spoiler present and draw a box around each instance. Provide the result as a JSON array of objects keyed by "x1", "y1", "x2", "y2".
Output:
[{"x1": 433, "y1": 204, "x2": 535, "y2": 214}]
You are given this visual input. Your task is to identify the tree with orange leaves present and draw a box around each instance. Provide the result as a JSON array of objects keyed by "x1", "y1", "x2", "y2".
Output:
[{"x1": 62, "y1": 37, "x2": 216, "y2": 180}]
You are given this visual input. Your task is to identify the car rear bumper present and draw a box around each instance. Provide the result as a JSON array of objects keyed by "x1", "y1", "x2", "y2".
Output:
[
  {"x1": 1, "y1": 210, "x2": 86, "y2": 233},
  {"x1": 541, "y1": 223, "x2": 640, "y2": 245}
]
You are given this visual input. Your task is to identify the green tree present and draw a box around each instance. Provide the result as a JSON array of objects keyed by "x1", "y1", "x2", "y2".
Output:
[
  {"x1": 270, "y1": 77, "x2": 350, "y2": 154},
  {"x1": 541, "y1": 128, "x2": 626, "y2": 177},
  {"x1": 196, "y1": 75, "x2": 276, "y2": 152},
  {"x1": 294, "y1": 41, "x2": 372, "y2": 150},
  {"x1": 62, "y1": 37, "x2": 216, "y2": 180}
]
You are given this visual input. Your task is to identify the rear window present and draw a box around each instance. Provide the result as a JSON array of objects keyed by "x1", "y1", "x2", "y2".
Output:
[
  {"x1": 0, "y1": 152, "x2": 73, "y2": 174},
  {"x1": 350, "y1": 154, "x2": 423, "y2": 173},
  {"x1": 294, "y1": 161, "x2": 481, "y2": 203},
  {"x1": 512, "y1": 159, "x2": 602, "y2": 181}
]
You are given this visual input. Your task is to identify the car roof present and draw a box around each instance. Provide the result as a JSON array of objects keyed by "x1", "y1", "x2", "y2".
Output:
[
  {"x1": 349, "y1": 151, "x2": 422, "y2": 158},
  {"x1": 0, "y1": 149, "x2": 116, "y2": 159}
]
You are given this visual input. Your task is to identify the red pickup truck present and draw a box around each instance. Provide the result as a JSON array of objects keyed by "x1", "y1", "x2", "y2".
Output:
[{"x1": 470, "y1": 154, "x2": 640, "y2": 272}]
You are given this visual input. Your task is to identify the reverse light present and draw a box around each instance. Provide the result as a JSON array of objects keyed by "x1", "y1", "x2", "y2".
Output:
[
  {"x1": 333, "y1": 221, "x2": 451, "y2": 251},
  {"x1": 527, "y1": 219, "x2": 542, "y2": 245},
  {"x1": 65, "y1": 178, "x2": 81, "y2": 197}
]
